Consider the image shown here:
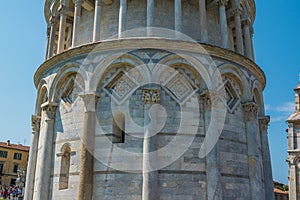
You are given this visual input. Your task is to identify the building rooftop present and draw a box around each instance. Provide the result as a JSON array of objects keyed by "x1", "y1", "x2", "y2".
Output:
[{"x1": 0, "y1": 140, "x2": 30, "y2": 152}]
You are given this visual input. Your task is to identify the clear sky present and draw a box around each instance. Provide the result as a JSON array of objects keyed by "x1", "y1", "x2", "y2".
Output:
[{"x1": 0, "y1": 1, "x2": 299, "y2": 185}]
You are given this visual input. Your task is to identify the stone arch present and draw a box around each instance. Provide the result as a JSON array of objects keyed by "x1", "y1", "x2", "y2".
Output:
[
  {"x1": 217, "y1": 63, "x2": 251, "y2": 101},
  {"x1": 90, "y1": 53, "x2": 149, "y2": 91},
  {"x1": 35, "y1": 80, "x2": 49, "y2": 116},
  {"x1": 49, "y1": 63, "x2": 86, "y2": 103},
  {"x1": 152, "y1": 54, "x2": 210, "y2": 89},
  {"x1": 252, "y1": 80, "x2": 265, "y2": 116},
  {"x1": 50, "y1": 0, "x2": 60, "y2": 17}
]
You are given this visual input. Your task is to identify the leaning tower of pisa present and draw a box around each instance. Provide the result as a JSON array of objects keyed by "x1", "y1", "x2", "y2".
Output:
[{"x1": 26, "y1": 0, "x2": 274, "y2": 199}]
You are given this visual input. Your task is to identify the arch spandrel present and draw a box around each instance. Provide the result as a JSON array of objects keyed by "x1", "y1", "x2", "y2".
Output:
[
  {"x1": 49, "y1": 63, "x2": 87, "y2": 103},
  {"x1": 217, "y1": 63, "x2": 252, "y2": 101}
]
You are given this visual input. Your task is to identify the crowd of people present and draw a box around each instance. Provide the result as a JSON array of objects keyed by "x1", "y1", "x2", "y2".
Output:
[{"x1": 0, "y1": 185, "x2": 23, "y2": 200}]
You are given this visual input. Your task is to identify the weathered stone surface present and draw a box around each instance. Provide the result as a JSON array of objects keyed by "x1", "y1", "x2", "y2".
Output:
[{"x1": 29, "y1": 1, "x2": 273, "y2": 199}]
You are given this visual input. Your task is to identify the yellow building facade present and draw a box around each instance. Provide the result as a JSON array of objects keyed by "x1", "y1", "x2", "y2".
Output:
[{"x1": 0, "y1": 140, "x2": 29, "y2": 188}]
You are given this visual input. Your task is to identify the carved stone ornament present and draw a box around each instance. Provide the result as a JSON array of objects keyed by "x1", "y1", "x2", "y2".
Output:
[
  {"x1": 79, "y1": 92, "x2": 100, "y2": 112},
  {"x1": 242, "y1": 102, "x2": 258, "y2": 121},
  {"x1": 218, "y1": 0, "x2": 229, "y2": 6},
  {"x1": 259, "y1": 116, "x2": 270, "y2": 134},
  {"x1": 142, "y1": 89, "x2": 160, "y2": 105},
  {"x1": 32, "y1": 115, "x2": 41, "y2": 133},
  {"x1": 200, "y1": 90, "x2": 212, "y2": 107},
  {"x1": 73, "y1": 0, "x2": 83, "y2": 7},
  {"x1": 42, "y1": 102, "x2": 58, "y2": 120},
  {"x1": 103, "y1": 70, "x2": 138, "y2": 105}
]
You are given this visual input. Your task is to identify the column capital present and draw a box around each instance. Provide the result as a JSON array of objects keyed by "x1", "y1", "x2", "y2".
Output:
[
  {"x1": 200, "y1": 90, "x2": 224, "y2": 108},
  {"x1": 259, "y1": 116, "x2": 270, "y2": 134},
  {"x1": 242, "y1": 102, "x2": 257, "y2": 121},
  {"x1": 46, "y1": 26, "x2": 51, "y2": 36},
  {"x1": 49, "y1": 16, "x2": 59, "y2": 25},
  {"x1": 73, "y1": 0, "x2": 83, "y2": 7},
  {"x1": 142, "y1": 89, "x2": 160, "y2": 105},
  {"x1": 32, "y1": 115, "x2": 41, "y2": 133},
  {"x1": 232, "y1": 7, "x2": 242, "y2": 16},
  {"x1": 41, "y1": 102, "x2": 58, "y2": 120},
  {"x1": 200, "y1": 90, "x2": 211, "y2": 107},
  {"x1": 242, "y1": 18, "x2": 251, "y2": 26},
  {"x1": 79, "y1": 92, "x2": 100, "y2": 112},
  {"x1": 218, "y1": 0, "x2": 229, "y2": 6}
]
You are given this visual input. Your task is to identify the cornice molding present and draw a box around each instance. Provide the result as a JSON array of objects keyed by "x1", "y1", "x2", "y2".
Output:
[{"x1": 34, "y1": 38, "x2": 266, "y2": 90}]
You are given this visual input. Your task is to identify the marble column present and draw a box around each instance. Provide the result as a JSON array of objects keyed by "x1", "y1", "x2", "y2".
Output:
[
  {"x1": 233, "y1": 8, "x2": 244, "y2": 54},
  {"x1": 259, "y1": 116, "x2": 275, "y2": 200},
  {"x1": 218, "y1": 0, "x2": 229, "y2": 48},
  {"x1": 200, "y1": 91, "x2": 222, "y2": 200},
  {"x1": 47, "y1": 17, "x2": 58, "y2": 58},
  {"x1": 142, "y1": 89, "x2": 159, "y2": 200},
  {"x1": 199, "y1": 0, "x2": 208, "y2": 43},
  {"x1": 250, "y1": 27, "x2": 255, "y2": 60},
  {"x1": 242, "y1": 102, "x2": 264, "y2": 200},
  {"x1": 33, "y1": 102, "x2": 57, "y2": 200},
  {"x1": 118, "y1": 0, "x2": 127, "y2": 38},
  {"x1": 72, "y1": 0, "x2": 82, "y2": 47},
  {"x1": 147, "y1": 0, "x2": 154, "y2": 36},
  {"x1": 24, "y1": 116, "x2": 41, "y2": 200},
  {"x1": 45, "y1": 27, "x2": 50, "y2": 60},
  {"x1": 93, "y1": 0, "x2": 101, "y2": 42},
  {"x1": 243, "y1": 20, "x2": 252, "y2": 59},
  {"x1": 78, "y1": 92, "x2": 99, "y2": 200},
  {"x1": 174, "y1": 0, "x2": 182, "y2": 37},
  {"x1": 57, "y1": 1, "x2": 67, "y2": 53}
]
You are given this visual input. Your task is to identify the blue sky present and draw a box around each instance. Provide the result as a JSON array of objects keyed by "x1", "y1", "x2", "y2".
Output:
[{"x1": 0, "y1": 1, "x2": 299, "y2": 185}]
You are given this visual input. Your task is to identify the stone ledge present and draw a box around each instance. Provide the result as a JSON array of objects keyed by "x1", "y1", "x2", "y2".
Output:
[{"x1": 34, "y1": 38, "x2": 266, "y2": 90}]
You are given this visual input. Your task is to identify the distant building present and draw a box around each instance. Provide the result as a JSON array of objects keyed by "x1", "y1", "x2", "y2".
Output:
[
  {"x1": 287, "y1": 82, "x2": 300, "y2": 199},
  {"x1": 274, "y1": 181, "x2": 289, "y2": 200},
  {"x1": 0, "y1": 140, "x2": 29, "y2": 187}
]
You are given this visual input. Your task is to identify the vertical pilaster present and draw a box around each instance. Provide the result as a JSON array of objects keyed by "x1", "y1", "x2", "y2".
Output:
[
  {"x1": 93, "y1": 0, "x2": 101, "y2": 42},
  {"x1": 72, "y1": 0, "x2": 82, "y2": 47},
  {"x1": 233, "y1": 8, "x2": 244, "y2": 54},
  {"x1": 289, "y1": 163, "x2": 297, "y2": 200},
  {"x1": 259, "y1": 116, "x2": 275, "y2": 200},
  {"x1": 45, "y1": 27, "x2": 50, "y2": 60},
  {"x1": 47, "y1": 17, "x2": 58, "y2": 59},
  {"x1": 57, "y1": 1, "x2": 67, "y2": 53},
  {"x1": 201, "y1": 91, "x2": 222, "y2": 200},
  {"x1": 147, "y1": 0, "x2": 154, "y2": 36},
  {"x1": 242, "y1": 102, "x2": 264, "y2": 200},
  {"x1": 142, "y1": 89, "x2": 159, "y2": 200},
  {"x1": 33, "y1": 103, "x2": 57, "y2": 200},
  {"x1": 174, "y1": 0, "x2": 182, "y2": 37},
  {"x1": 288, "y1": 123, "x2": 295, "y2": 150},
  {"x1": 199, "y1": 0, "x2": 208, "y2": 43},
  {"x1": 78, "y1": 92, "x2": 99, "y2": 200},
  {"x1": 243, "y1": 20, "x2": 252, "y2": 59},
  {"x1": 218, "y1": 0, "x2": 229, "y2": 48},
  {"x1": 118, "y1": 0, "x2": 127, "y2": 38},
  {"x1": 24, "y1": 116, "x2": 41, "y2": 200}
]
